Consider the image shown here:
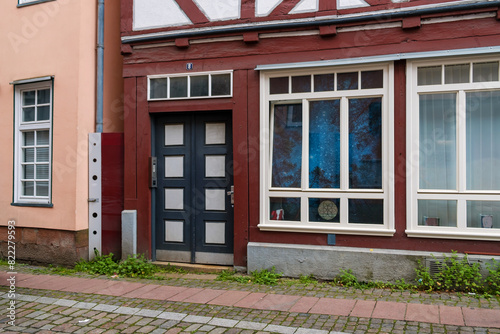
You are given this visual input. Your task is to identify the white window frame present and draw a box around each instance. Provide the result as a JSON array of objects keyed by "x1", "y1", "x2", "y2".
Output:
[
  {"x1": 147, "y1": 70, "x2": 233, "y2": 101},
  {"x1": 13, "y1": 80, "x2": 53, "y2": 206},
  {"x1": 406, "y1": 55, "x2": 500, "y2": 241},
  {"x1": 259, "y1": 63, "x2": 395, "y2": 236}
]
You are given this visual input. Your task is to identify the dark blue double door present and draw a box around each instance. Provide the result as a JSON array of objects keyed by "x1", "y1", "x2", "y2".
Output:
[{"x1": 154, "y1": 112, "x2": 234, "y2": 265}]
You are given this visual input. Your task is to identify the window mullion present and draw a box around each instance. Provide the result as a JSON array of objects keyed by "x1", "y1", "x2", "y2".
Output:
[
  {"x1": 340, "y1": 96, "x2": 349, "y2": 191},
  {"x1": 302, "y1": 99, "x2": 309, "y2": 222}
]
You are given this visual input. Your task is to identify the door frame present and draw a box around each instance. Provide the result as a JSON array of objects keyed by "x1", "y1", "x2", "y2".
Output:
[{"x1": 151, "y1": 111, "x2": 235, "y2": 265}]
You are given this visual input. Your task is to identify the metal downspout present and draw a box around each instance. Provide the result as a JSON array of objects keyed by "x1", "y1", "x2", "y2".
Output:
[{"x1": 96, "y1": 0, "x2": 104, "y2": 133}]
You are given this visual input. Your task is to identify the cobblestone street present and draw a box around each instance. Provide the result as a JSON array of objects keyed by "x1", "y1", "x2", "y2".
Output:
[{"x1": 1, "y1": 268, "x2": 500, "y2": 333}]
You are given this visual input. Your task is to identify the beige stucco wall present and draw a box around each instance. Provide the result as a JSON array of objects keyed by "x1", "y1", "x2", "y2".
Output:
[{"x1": 0, "y1": 0, "x2": 123, "y2": 232}]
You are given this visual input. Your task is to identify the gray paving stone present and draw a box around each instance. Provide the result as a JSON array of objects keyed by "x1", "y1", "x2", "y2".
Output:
[
  {"x1": 157, "y1": 311, "x2": 187, "y2": 321},
  {"x1": 54, "y1": 299, "x2": 78, "y2": 307},
  {"x1": 236, "y1": 320, "x2": 267, "y2": 330},
  {"x1": 296, "y1": 329, "x2": 330, "y2": 334},
  {"x1": 264, "y1": 324, "x2": 298, "y2": 334},
  {"x1": 184, "y1": 315, "x2": 212, "y2": 324},
  {"x1": 93, "y1": 304, "x2": 119, "y2": 312},
  {"x1": 114, "y1": 306, "x2": 141, "y2": 315},
  {"x1": 74, "y1": 302, "x2": 98, "y2": 309},
  {"x1": 135, "y1": 309, "x2": 162, "y2": 318},
  {"x1": 34, "y1": 313, "x2": 52, "y2": 320},
  {"x1": 37, "y1": 296, "x2": 59, "y2": 304},
  {"x1": 209, "y1": 317, "x2": 239, "y2": 328},
  {"x1": 151, "y1": 329, "x2": 167, "y2": 334},
  {"x1": 15, "y1": 294, "x2": 40, "y2": 302}
]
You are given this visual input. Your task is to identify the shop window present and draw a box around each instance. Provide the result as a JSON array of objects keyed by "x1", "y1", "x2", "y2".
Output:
[
  {"x1": 148, "y1": 71, "x2": 232, "y2": 100},
  {"x1": 13, "y1": 80, "x2": 53, "y2": 206},
  {"x1": 407, "y1": 57, "x2": 500, "y2": 240},
  {"x1": 260, "y1": 64, "x2": 394, "y2": 235}
]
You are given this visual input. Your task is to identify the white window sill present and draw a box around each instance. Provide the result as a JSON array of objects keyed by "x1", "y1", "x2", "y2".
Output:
[
  {"x1": 258, "y1": 222, "x2": 395, "y2": 236},
  {"x1": 406, "y1": 229, "x2": 500, "y2": 241}
]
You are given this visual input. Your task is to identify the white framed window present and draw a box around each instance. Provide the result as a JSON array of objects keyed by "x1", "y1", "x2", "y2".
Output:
[
  {"x1": 407, "y1": 56, "x2": 500, "y2": 240},
  {"x1": 259, "y1": 63, "x2": 395, "y2": 235},
  {"x1": 13, "y1": 80, "x2": 53, "y2": 206},
  {"x1": 148, "y1": 71, "x2": 233, "y2": 100}
]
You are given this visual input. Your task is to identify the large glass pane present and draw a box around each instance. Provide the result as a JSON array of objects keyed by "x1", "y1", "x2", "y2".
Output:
[
  {"x1": 419, "y1": 94, "x2": 456, "y2": 190},
  {"x1": 349, "y1": 98, "x2": 382, "y2": 189},
  {"x1": 361, "y1": 70, "x2": 383, "y2": 89},
  {"x1": 309, "y1": 100, "x2": 340, "y2": 188},
  {"x1": 211, "y1": 74, "x2": 231, "y2": 96},
  {"x1": 309, "y1": 198, "x2": 340, "y2": 223},
  {"x1": 418, "y1": 66, "x2": 441, "y2": 85},
  {"x1": 348, "y1": 199, "x2": 383, "y2": 224},
  {"x1": 337, "y1": 72, "x2": 358, "y2": 90},
  {"x1": 291, "y1": 75, "x2": 311, "y2": 93},
  {"x1": 190, "y1": 75, "x2": 209, "y2": 97},
  {"x1": 150, "y1": 78, "x2": 169, "y2": 99},
  {"x1": 22, "y1": 90, "x2": 35, "y2": 106},
  {"x1": 271, "y1": 104, "x2": 302, "y2": 188},
  {"x1": 467, "y1": 201, "x2": 500, "y2": 229},
  {"x1": 418, "y1": 200, "x2": 457, "y2": 227},
  {"x1": 22, "y1": 107, "x2": 35, "y2": 122},
  {"x1": 170, "y1": 77, "x2": 188, "y2": 98},
  {"x1": 270, "y1": 197, "x2": 300, "y2": 221},
  {"x1": 314, "y1": 73, "x2": 335, "y2": 92},
  {"x1": 445, "y1": 64, "x2": 470, "y2": 84},
  {"x1": 270, "y1": 77, "x2": 288, "y2": 94},
  {"x1": 37, "y1": 89, "x2": 50, "y2": 104},
  {"x1": 466, "y1": 91, "x2": 500, "y2": 190},
  {"x1": 473, "y1": 62, "x2": 499, "y2": 82}
]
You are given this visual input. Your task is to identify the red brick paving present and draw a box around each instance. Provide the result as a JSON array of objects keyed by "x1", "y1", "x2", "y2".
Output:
[
  {"x1": 207, "y1": 290, "x2": 250, "y2": 306},
  {"x1": 182, "y1": 289, "x2": 226, "y2": 304},
  {"x1": 233, "y1": 292, "x2": 267, "y2": 308},
  {"x1": 405, "y1": 303, "x2": 439, "y2": 324},
  {"x1": 309, "y1": 298, "x2": 356, "y2": 316},
  {"x1": 439, "y1": 305, "x2": 465, "y2": 326},
  {"x1": 94, "y1": 281, "x2": 146, "y2": 296},
  {"x1": 462, "y1": 307, "x2": 500, "y2": 328},
  {"x1": 350, "y1": 300, "x2": 376, "y2": 318},
  {"x1": 167, "y1": 287, "x2": 204, "y2": 302},
  {"x1": 288, "y1": 296, "x2": 319, "y2": 313},
  {"x1": 372, "y1": 301, "x2": 406, "y2": 321},
  {"x1": 139, "y1": 285, "x2": 188, "y2": 301},
  {"x1": 251, "y1": 294, "x2": 301, "y2": 311}
]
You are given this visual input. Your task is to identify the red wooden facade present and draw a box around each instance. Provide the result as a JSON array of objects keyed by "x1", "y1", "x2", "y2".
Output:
[{"x1": 121, "y1": 0, "x2": 500, "y2": 268}]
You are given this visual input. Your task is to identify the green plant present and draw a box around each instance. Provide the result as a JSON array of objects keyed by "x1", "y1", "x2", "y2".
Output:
[
  {"x1": 298, "y1": 274, "x2": 318, "y2": 285},
  {"x1": 74, "y1": 251, "x2": 119, "y2": 276},
  {"x1": 415, "y1": 260, "x2": 437, "y2": 292},
  {"x1": 117, "y1": 254, "x2": 159, "y2": 278},
  {"x1": 216, "y1": 270, "x2": 250, "y2": 284},
  {"x1": 335, "y1": 269, "x2": 359, "y2": 288},
  {"x1": 484, "y1": 259, "x2": 500, "y2": 295},
  {"x1": 251, "y1": 267, "x2": 282, "y2": 285}
]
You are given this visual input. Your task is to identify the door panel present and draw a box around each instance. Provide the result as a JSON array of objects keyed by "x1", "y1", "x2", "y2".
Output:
[{"x1": 154, "y1": 112, "x2": 233, "y2": 265}]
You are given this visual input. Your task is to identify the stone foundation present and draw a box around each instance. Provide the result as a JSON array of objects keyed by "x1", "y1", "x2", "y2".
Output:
[{"x1": 0, "y1": 227, "x2": 88, "y2": 267}]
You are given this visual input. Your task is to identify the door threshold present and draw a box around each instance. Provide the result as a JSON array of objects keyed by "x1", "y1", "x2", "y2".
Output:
[{"x1": 152, "y1": 261, "x2": 233, "y2": 273}]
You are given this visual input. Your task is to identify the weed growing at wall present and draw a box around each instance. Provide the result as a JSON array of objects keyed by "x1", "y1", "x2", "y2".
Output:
[
  {"x1": 415, "y1": 252, "x2": 500, "y2": 296},
  {"x1": 216, "y1": 267, "x2": 282, "y2": 285}
]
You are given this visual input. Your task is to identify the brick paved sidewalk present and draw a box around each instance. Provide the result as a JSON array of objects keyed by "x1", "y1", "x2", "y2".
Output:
[{"x1": 1, "y1": 271, "x2": 500, "y2": 332}]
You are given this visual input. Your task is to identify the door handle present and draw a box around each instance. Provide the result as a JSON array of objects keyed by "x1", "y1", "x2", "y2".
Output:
[{"x1": 227, "y1": 185, "x2": 234, "y2": 207}]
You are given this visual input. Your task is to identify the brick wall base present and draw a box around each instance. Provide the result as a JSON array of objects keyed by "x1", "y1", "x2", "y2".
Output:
[{"x1": 0, "y1": 227, "x2": 89, "y2": 267}]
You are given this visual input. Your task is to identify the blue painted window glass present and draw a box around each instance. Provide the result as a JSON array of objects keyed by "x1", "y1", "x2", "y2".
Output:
[
  {"x1": 309, "y1": 100, "x2": 340, "y2": 188},
  {"x1": 337, "y1": 72, "x2": 358, "y2": 90},
  {"x1": 314, "y1": 74, "x2": 335, "y2": 92},
  {"x1": 271, "y1": 104, "x2": 302, "y2": 188},
  {"x1": 349, "y1": 98, "x2": 382, "y2": 189},
  {"x1": 309, "y1": 198, "x2": 340, "y2": 223},
  {"x1": 348, "y1": 199, "x2": 384, "y2": 224},
  {"x1": 270, "y1": 197, "x2": 301, "y2": 221}
]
